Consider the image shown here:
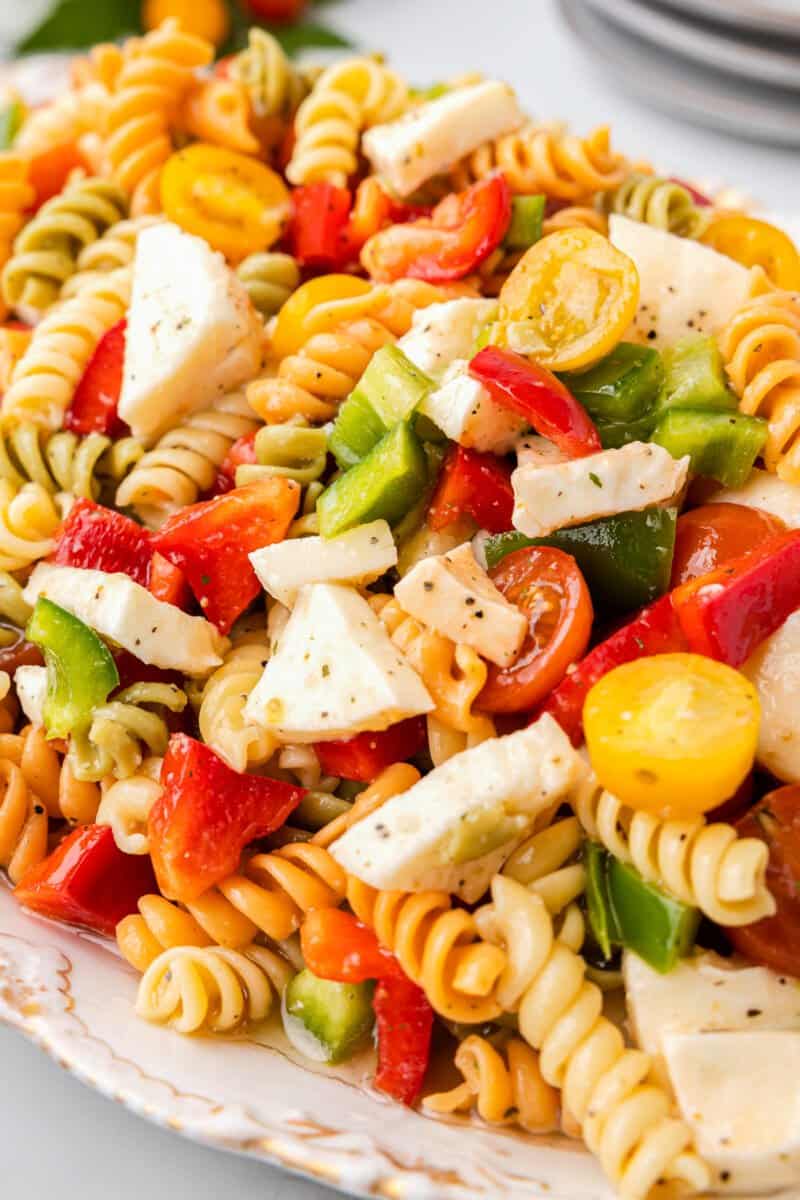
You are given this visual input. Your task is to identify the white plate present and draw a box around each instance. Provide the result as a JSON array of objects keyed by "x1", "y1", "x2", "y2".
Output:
[
  {"x1": 582, "y1": 0, "x2": 800, "y2": 90},
  {"x1": 654, "y1": 0, "x2": 800, "y2": 37},
  {"x1": 560, "y1": 0, "x2": 800, "y2": 146}
]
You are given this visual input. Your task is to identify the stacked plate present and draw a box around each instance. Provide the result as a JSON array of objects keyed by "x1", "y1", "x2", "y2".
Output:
[{"x1": 559, "y1": 0, "x2": 800, "y2": 145}]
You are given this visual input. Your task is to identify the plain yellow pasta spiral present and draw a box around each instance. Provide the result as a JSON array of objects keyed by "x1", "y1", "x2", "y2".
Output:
[
  {"x1": 198, "y1": 627, "x2": 275, "y2": 773},
  {"x1": 136, "y1": 943, "x2": 293, "y2": 1034},
  {"x1": 719, "y1": 288, "x2": 800, "y2": 480},
  {"x1": 114, "y1": 389, "x2": 259, "y2": 525},
  {"x1": 0, "y1": 155, "x2": 35, "y2": 269},
  {"x1": 572, "y1": 775, "x2": 774, "y2": 926},
  {"x1": 230, "y1": 27, "x2": 308, "y2": 121},
  {"x1": 3, "y1": 267, "x2": 132, "y2": 430},
  {"x1": 96, "y1": 756, "x2": 163, "y2": 856},
  {"x1": 61, "y1": 214, "x2": 163, "y2": 298},
  {"x1": 602, "y1": 173, "x2": 709, "y2": 238},
  {"x1": 475, "y1": 877, "x2": 710, "y2": 1200},
  {"x1": 287, "y1": 57, "x2": 409, "y2": 186},
  {"x1": 14, "y1": 84, "x2": 109, "y2": 159},
  {"x1": 104, "y1": 22, "x2": 213, "y2": 214},
  {"x1": 0, "y1": 480, "x2": 61, "y2": 572}
]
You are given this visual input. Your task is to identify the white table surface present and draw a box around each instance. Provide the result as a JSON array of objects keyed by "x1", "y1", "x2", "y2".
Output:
[{"x1": 1, "y1": 1, "x2": 797, "y2": 1196}]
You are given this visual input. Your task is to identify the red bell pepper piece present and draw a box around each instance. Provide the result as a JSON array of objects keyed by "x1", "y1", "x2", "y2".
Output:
[
  {"x1": 428, "y1": 445, "x2": 513, "y2": 533},
  {"x1": 14, "y1": 825, "x2": 157, "y2": 936},
  {"x1": 314, "y1": 717, "x2": 426, "y2": 782},
  {"x1": 289, "y1": 183, "x2": 353, "y2": 271},
  {"x1": 147, "y1": 551, "x2": 192, "y2": 610},
  {"x1": 243, "y1": 0, "x2": 307, "y2": 22},
  {"x1": 361, "y1": 173, "x2": 511, "y2": 283},
  {"x1": 536, "y1": 594, "x2": 689, "y2": 744},
  {"x1": 65, "y1": 319, "x2": 126, "y2": 436},
  {"x1": 213, "y1": 430, "x2": 259, "y2": 495},
  {"x1": 151, "y1": 477, "x2": 301, "y2": 633},
  {"x1": 672, "y1": 531, "x2": 800, "y2": 668},
  {"x1": 373, "y1": 975, "x2": 434, "y2": 1106},
  {"x1": 469, "y1": 346, "x2": 602, "y2": 458},
  {"x1": 149, "y1": 734, "x2": 304, "y2": 902},
  {"x1": 51, "y1": 498, "x2": 152, "y2": 585},
  {"x1": 300, "y1": 908, "x2": 404, "y2": 982}
]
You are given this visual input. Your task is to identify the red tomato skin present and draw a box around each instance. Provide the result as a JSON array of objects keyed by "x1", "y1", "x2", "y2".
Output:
[
  {"x1": 51, "y1": 499, "x2": 152, "y2": 585},
  {"x1": 65, "y1": 319, "x2": 127, "y2": 436},
  {"x1": 670, "y1": 503, "x2": 786, "y2": 587},
  {"x1": 300, "y1": 909, "x2": 404, "y2": 983},
  {"x1": 148, "y1": 735, "x2": 304, "y2": 902},
  {"x1": 428, "y1": 445, "x2": 514, "y2": 534},
  {"x1": 373, "y1": 975, "x2": 434, "y2": 1106},
  {"x1": 0, "y1": 635, "x2": 43, "y2": 677},
  {"x1": 314, "y1": 717, "x2": 426, "y2": 782},
  {"x1": 243, "y1": 0, "x2": 307, "y2": 22},
  {"x1": 14, "y1": 825, "x2": 156, "y2": 936},
  {"x1": 151, "y1": 478, "x2": 301, "y2": 633},
  {"x1": 470, "y1": 347, "x2": 601, "y2": 458}
]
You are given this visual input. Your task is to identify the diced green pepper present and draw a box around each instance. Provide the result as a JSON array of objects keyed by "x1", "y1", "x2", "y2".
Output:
[
  {"x1": 584, "y1": 841, "x2": 619, "y2": 961},
  {"x1": 652, "y1": 408, "x2": 768, "y2": 488},
  {"x1": 330, "y1": 346, "x2": 433, "y2": 468},
  {"x1": 607, "y1": 856, "x2": 700, "y2": 974},
  {"x1": 562, "y1": 343, "x2": 664, "y2": 424},
  {"x1": 392, "y1": 441, "x2": 445, "y2": 545},
  {"x1": 0, "y1": 95, "x2": 24, "y2": 151},
  {"x1": 484, "y1": 507, "x2": 678, "y2": 611},
  {"x1": 284, "y1": 969, "x2": 374, "y2": 1063},
  {"x1": 318, "y1": 420, "x2": 428, "y2": 538},
  {"x1": 595, "y1": 411, "x2": 659, "y2": 450},
  {"x1": 504, "y1": 195, "x2": 545, "y2": 250},
  {"x1": 26, "y1": 597, "x2": 119, "y2": 739},
  {"x1": 658, "y1": 335, "x2": 736, "y2": 413}
]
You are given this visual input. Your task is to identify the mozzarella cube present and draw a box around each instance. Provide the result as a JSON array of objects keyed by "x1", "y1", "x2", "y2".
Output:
[
  {"x1": 515, "y1": 434, "x2": 567, "y2": 470},
  {"x1": 713, "y1": 468, "x2": 800, "y2": 528},
  {"x1": 743, "y1": 609, "x2": 800, "y2": 784},
  {"x1": 419, "y1": 361, "x2": 526, "y2": 453},
  {"x1": 398, "y1": 298, "x2": 498, "y2": 381},
  {"x1": 249, "y1": 520, "x2": 397, "y2": 608},
  {"x1": 511, "y1": 441, "x2": 689, "y2": 538},
  {"x1": 119, "y1": 223, "x2": 263, "y2": 443},
  {"x1": 243, "y1": 582, "x2": 433, "y2": 742},
  {"x1": 23, "y1": 563, "x2": 227, "y2": 676},
  {"x1": 363, "y1": 81, "x2": 525, "y2": 197},
  {"x1": 330, "y1": 715, "x2": 587, "y2": 902},
  {"x1": 15, "y1": 664, "x2": 47, "y2": 728},
  {"x1": 395, "y1": 542, "x2": 526, "y2": 667},
  {"x1": 609, "y1": 214, "x2": 755, "y2": 348}
]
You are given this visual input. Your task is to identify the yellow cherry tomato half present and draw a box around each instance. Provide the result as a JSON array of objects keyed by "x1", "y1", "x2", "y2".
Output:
[
  {"x1": 142, "y1": 0, "x2": 230, "y2": 45},
  {"x1": 583, "y1": 652, "x2": 760, "y2": 819},
  {"x1": 270, "y1": 274, "x2": 391, "y2": 360},
  {"x1": 161, "y1": 144, "x2": 290, "y2": 262},
  {"x1": 701, "y1": 214, "x2": 800, "y2": 290},
  {"x1": 496, "y1": 227, "x2": 639, "y2": 372}
]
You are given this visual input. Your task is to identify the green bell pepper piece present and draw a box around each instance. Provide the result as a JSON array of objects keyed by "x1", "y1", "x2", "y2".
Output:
[
  {"x1": 0, "y1": 96, "x2": 23, "y2": 151},
  {"x1": 584, "y1": 841, "x2": 619, "y2": 962},
  {"x1": 607, "y1": 856, "x2": 700, "y2": 974},
  {"x1": 562, "y1": 343, "x2": 664, "y2": 424},
  {"x1": 658, "y1": 334, "x2": 736, "y2": 412},
  {"x1": 392, "y1": 441, "x2": 446, "y2": 544},
  {"x1": 329, "y1": 346, "x2": 434, "y2": 469},
  {"x1": 26, "y1": 597, "x2": 119, "y2": 739},
  {"x1": 652, "y1": 408, "x2": 768, "y2": 488},
  {"x1": 484, "y1": 506, "x2": 678, "y2": 611},
  {"x1": 504, "y1": 195, "x2": 545, "y2": 250},
  {"x1": 595, "y1": 411, "x2": 659, "y2": 450},
  {"x1": 318, "y1": 420, "x2": 429, "y2": 539}
]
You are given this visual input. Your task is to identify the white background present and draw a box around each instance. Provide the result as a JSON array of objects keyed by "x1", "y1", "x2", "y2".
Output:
[{"x1": 0, "y1": 0, "x2": 797, "y2": 1197}]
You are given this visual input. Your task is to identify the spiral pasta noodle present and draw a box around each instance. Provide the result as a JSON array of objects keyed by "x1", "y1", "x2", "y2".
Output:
[
  {"x1": 572, "y1": 776, "x2": 774, "y2": 926},
  {"x1": 542, "y1": 205, "x2": 608, "y2": 237},
  {"x1": 236, "y1": 251, "x2": 300, "y2": 318},
  {"x1": 96, "y1": 756, "x2": 163, "y2": 856},
  {"x1": 0, "y1": 155, "x2": 35, "y2": 276},
  {"x1": 0, "y1": 420, "x2": 142, "y2": 505},
  {"x1": 15, "y1": 82, "x2": 111, "y2": 159},
  {"x1": 68, "y1": 682, "x2": 187, "y2": 782},
  {"x1": 287, "y1": 58, "x2": 409, "y2": 187},
  {"x1": 0, "y1": 326, "x2": 32, "y2": 391},
  {"x1": 2, "y1": 267, "x2": 132, "y2": 430},
  {"x1": 114, "y1": 389, "x2": 259, "y2": 525},
  {"x1": 0, "y1": 480, "x2": 61, "y2": 571},
  {"x1": 719, "y1": 288, "x2": 800, "y2": 481},
  {"x1": 136, "y1": 943, "x2": 293, "y2": 1034},
  {"x1": 2, "y1": 178, "x2": 129, "y2": 315},
  {"x1": 198, "y1": 628, "x2": 275, "y2": 773},
  {"x1": 230, "y1": 27, "x2": 308, "y2": 121},
  {"x1": 0, "y1": 570, "x2": 31, "y2": 629},
  {"x1": 474, "y1": 877, "x2": 710, "y2": 1200},
  {"x1": 61, "y1": 214, "x2": 163, "y2": 298},
  {"x1": 602, "y1": 173, "x2": 709, "y2": 238},
  {"x1": 237, "y1": 424, "x2": 329, "y2": 488},
  {"x1": 179, "y1": 79, "x2": 259, "y2": 156}
]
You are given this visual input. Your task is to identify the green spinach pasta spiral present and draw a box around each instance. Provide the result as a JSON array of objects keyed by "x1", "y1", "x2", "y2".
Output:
[
  {"x1": 230, "y1": 27, "x2": 308, "y2": 120},
  {"x1": 0, "y1": 420, "x2": 143, "y2": 504},
  {"x1": 68, "y1": 682, "x2": 188, "y2": 782},
  {"x1": 236, "y1": 251, "x2": 300, "y2": 318},
  {"x1": 601, "y1": 173, "x2": 709, "y2": 238},
  {"x1": 235, "y1": 423, "x2": 329, "y2": 487},
  {"x1": 61, "y1": 214, "x2": 163, "y2": 299},
  {"x1": 2, "y1": 178, "x2": 129, "y2": 315}
]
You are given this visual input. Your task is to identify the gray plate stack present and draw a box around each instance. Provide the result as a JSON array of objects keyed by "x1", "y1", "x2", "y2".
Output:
[{"x1": 559, "y1": 0, "x2": 800, "y2": 145}]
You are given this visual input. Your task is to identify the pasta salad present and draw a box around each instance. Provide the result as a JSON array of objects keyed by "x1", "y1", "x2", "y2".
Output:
[{"x1": 1, "y1": 18, "x2": 800, "y2": 1200}]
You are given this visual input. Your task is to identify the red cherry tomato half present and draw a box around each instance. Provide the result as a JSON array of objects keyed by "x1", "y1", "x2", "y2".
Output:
[{"x1": 670, "y1": 502, "x2": 786, "y2": 587}]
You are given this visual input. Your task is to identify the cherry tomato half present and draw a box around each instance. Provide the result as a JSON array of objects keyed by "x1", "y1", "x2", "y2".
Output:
[
  {"x1": 478, "y1": 546, "x2": 593, "y2": 714},
  {"x1": 701, "y1": 215, "x2": 800, "y2": 290},
  {"x1": 270, "y1": 275, "x2": 385, "y2": 360},
  {"x1": 670, "y1": 502, "x2": 786, "y2": 586},
  {"x1": 727, "y1": 785, "x2": 800, "y2": 975}
]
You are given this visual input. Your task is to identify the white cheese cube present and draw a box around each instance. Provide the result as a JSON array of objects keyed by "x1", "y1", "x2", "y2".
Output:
[
  {"x1": 249, "y1": 520, "x2": 396, "y2": 608},
  {"x1": 15, "y1": 664, "x2": 47, "y2": 728},
  {"x1": 23, "y1": 563, "x2": 227, "y2": 676},
  {"x1": 713, "y1": 468, "x2": 800, "y2": 528},
  {"x1": 363, "y1": 81, "x2": 525, "y2": 198},
  {"x1": 743, "y1": 609, "x2": 800, "y2": 784},
  {"x1": 398, "y1": 298, "x2": 498, "y2": 381},
  {"x1": 515, "y1": 434, "x2": 567, "y2": 470},
  {"x1": 609, "y1": 214, "x2": 755, "y2": 348},
  {"x1": 119, "y1": 223, "x2": 264, "y2": 444},
  {"x1": 243, "y1": 582, "x2": 433, "y2": 742},
  {"x1": 511, "y1": 441, "x2": 689, "y2": 537},
  {"x1": 395, "y1": 542, "x2": 526, "y2": 667},
  {"x1": 419, "y1": 361, "x2": 526, "y2": 453},
  {"x1": 330, "y1": 715, "x2": 588, "y2": 902}
]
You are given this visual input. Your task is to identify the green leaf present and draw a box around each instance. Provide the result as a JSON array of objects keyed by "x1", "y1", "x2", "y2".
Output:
[
  {"x1": 15, "y1": 0, "x2": 142, "y2": 53},
  {"x1": 272, "y1": 21, "x2": 353, "y2": 56}
]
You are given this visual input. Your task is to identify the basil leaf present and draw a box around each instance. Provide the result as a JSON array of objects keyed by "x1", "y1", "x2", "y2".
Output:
[
  {"x1": 16, "y1": 0, "x2": 141, "y2": 53},
  {"x1": 273, "y1": 21, "x2": 353, "y2": 56}
]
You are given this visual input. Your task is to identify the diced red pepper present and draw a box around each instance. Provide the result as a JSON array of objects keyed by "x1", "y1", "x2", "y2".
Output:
[
  {"x1": 289, "y1": 183, "x2": 354, "y2": 271},
  {"x1": 428, "y1": 445, "x2": 513, "y2": 534},
  {"x1": 65, "y1": 319, "x2": 127, "y2": 436},
  {"x1": 151, "y1": 477, "x2": 301, "y2": 633},
  {"x1": 51, "y1": 499, "x2": 152, "y2": 585},
  {"x1": 147, "y1": 551, "x2": 192, "y2": 610},
  {"x1": 536, "y1": 594, "x2": 689, "y2": 745},
  {"x1": 215, "y1": 430, "x2": 258, "y2": 494},
  {"x1": 300, "y1": 908, "x2": 404, "y2": 983},
  {"x1": 373, "y1": 975, "x2": 434, "y2": 1106},
  {"x1": 14, "y1": 825, "x2": 157, "y2": 937},
  {"x1": 469, "y1": 346, "x2": 602, "y2": 458},
  {"x1": 361, "y1": 173, "x2": 511, "y2": 283},
  {"x1": 671, "y1": 531, "x2": 800, "y2": 668},
  {"x1": 314, "y1": 717, "x2": 426, "y2": 782},
  {"x1": 149, "y1": 734, "x2": 304, "y2": 902}
]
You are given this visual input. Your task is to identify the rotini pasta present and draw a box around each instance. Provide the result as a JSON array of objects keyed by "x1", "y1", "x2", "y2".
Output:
[
  {"x1": 0, "y1": 480, "x2": 61, "y2": 571},
  {"x1": 14, "y1": 83, "x2": 110, "y2": 159},
  {"x1": 601, "y1": 173, "x2": 710, "y2": 238},
  {"x1": 235, "y1": 423, "x2": 329, "y2": 488},
  {"x1": 61, "y1": 213, "x2": 163, "y2": 298},
  {"x1": 96, "y1": 757, "x2": 163, "y2": 855},
  {"x1": 179, "y1": 78, "x2": 259, "y2": 156},
  {"x1": 0, "y1": 420, "x2": 142, "y2": 504},
  {"x1": 230, "y1": 27, "x2": 308, "y2": 121},
  {"x1": 719, "y1": 288, "x2": 800, "y2": 480},
  {"x1": 236, "y1": 251, "x2": 300, "y2": 318},
  {"x1": 0, "y1": 155, "x2": 35, "y2": 281},
  {"x1": 198, "y1": 628, "x2": 275, "y2": 773},
  {"x1": 0, "y1": 325, "x2": 32, "y2": 391},
  {"x1": 68, "y1": 682, "x2": 187, "y2": 782}
]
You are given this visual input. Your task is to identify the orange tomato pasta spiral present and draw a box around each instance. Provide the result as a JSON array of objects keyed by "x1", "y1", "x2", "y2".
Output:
[
  {"x1": 719, "y1": 288, "x2": 800, "y2": 481},
  {"x1": 0, "y1": 155, "x2": 35, "y2": 272},
  {"x1": 179, "y1": 78, "x2": 259, "y2": 156}
]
